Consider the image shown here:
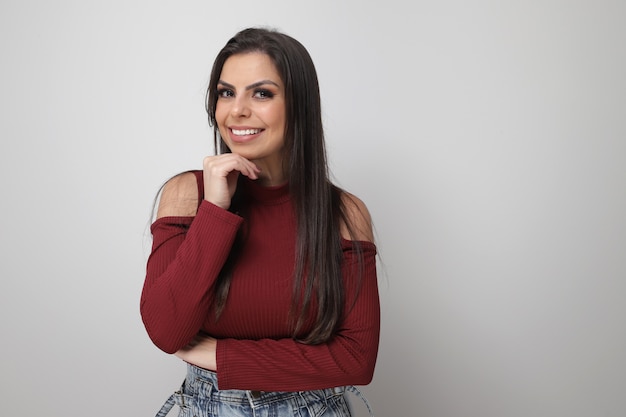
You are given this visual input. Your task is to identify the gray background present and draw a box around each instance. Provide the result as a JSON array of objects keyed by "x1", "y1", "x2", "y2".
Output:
[{"x1": 1, "y1": 1, "x2": 625, "y2": 416}]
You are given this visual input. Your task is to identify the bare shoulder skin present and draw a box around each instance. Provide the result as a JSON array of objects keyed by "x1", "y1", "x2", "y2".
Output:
[
  {"x1": 156, "y1": 172, "x2": 199, "y2": 219},
  {"x1": 339, "y1": 192, "x2": 374, "y2": 243}
]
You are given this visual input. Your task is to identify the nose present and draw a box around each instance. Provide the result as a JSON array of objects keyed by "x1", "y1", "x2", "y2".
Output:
[{"x1": 231, "y1": 96, "x2": 251, "y2": 118}]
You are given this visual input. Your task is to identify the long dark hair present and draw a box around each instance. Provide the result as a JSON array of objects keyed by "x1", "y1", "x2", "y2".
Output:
[{"x1": 206, "y1": 27, "x2": 361, "y2": 344}]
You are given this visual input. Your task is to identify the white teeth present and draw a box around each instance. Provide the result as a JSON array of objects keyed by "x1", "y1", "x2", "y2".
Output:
[{"x1": 232, "y1": 128, "x2": 261, "y2": 136}]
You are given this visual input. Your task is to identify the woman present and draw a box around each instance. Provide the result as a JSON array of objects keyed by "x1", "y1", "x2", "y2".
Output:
[{"x1": 141, "y1": 27, "x2": 379, "y2": 417}]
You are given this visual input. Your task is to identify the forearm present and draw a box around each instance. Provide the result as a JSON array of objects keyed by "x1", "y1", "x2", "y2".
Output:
[{"x1": 216, "y1": 332, "x2": 378, "y2": 391}]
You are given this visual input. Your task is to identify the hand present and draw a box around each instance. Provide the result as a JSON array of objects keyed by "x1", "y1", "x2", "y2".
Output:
[
  {"x1": 174, "y1": 333, "x2": 218, "y2": 371},
  {"x1": 203, "y1": 154, "x2": 260, "y2": 209}
]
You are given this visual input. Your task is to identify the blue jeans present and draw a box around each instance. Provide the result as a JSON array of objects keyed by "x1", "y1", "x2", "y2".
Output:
[{"x1": 155, "y1": 364, "x2": 374, "y2": 417}]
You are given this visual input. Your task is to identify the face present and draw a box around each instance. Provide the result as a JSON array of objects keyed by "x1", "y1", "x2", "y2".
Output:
[{"x1": 215, "y1": 52, "x2": 287, "y2": 171}]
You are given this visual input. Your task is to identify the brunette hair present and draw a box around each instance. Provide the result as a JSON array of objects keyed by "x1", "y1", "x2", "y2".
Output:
[{"x1": 206, "y1": 27, "x2": 362, "y2": 344}]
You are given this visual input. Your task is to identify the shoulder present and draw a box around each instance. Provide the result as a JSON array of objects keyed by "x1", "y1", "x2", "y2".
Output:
[
  {"x1": 155, "y1": 171, "x2": 201, "y2": 219},
  {"x1": 339, "y1": 191, "x2": 374, "y2": 243}
]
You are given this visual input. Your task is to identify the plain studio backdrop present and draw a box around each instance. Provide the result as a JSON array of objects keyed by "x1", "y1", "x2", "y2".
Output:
[{"x1": 1, "y1": 1, "x2": 625, "y2": 416}]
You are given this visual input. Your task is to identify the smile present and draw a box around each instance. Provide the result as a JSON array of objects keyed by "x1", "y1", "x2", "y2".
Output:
[{"x1": 231, "y1": 128, "x2": 262, "y2": 136}]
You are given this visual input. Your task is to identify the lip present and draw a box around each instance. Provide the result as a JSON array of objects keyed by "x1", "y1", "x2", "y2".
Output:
[{"x1": 228, "y1": 127, "x2": 264, "y2": 143}]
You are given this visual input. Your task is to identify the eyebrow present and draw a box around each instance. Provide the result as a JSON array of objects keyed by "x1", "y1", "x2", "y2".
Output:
[{"x1": 218, "y1": 80, "x2": 281, "y2": 90}]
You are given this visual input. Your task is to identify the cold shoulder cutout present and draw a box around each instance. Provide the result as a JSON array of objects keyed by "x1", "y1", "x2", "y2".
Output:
[
  {"x1": 339, "y1": 192, "x2": 374, "y2": 243},
  {"x1": 155, "y1": 171, "x2": 202, "y2": 219}
]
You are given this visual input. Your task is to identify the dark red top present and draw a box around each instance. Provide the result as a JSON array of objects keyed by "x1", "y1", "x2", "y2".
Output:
[{"x1": 140, "y1": 171, "x2": 380, "y2": 391}]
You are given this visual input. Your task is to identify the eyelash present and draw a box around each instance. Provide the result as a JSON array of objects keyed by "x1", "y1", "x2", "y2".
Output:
[
  {"x1": 217, "y1": 88, "x2": 234, "y2": 98},
  {"x1": 216, "y1": 88, "x2": 274, "y2": 99},
  {"x1": 254, "y1": 89, "x2": 274, "y2": 99}
]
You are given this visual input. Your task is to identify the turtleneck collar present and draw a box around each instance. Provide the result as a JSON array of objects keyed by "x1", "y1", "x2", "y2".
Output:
[{"x1": 242, "y1": 177, "x2": 290, "y2": 204}]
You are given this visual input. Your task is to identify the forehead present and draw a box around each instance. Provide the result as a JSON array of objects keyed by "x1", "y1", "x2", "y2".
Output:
[{"x1": 220, "y1": 52, "x2": 282, "y2": 84}]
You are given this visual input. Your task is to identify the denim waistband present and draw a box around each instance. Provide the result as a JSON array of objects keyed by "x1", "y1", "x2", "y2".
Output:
[
  {"x1": 155, "y1": 363, "x2": 374, "y2": 416},
  {"x1": 184, "y1": 364, "x2": 347, "y2": 405}
]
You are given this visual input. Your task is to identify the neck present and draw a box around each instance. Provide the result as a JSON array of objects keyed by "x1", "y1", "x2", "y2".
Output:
[{"x1": 252, "y1": 158, "x2": 288, "y2": 187}]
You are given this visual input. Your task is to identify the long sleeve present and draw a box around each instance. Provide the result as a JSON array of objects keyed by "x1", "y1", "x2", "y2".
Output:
[
  {"x1": 140, "y1": 200, "x2": 243, "y2": 354},
  {"x1": 215, "y1": 240, "x2": 380, "y2": 391}
]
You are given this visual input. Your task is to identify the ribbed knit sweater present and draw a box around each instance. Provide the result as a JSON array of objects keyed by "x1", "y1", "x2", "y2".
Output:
[{"x1": 140, "y1": 171, "x2": 380, "y2": 391}]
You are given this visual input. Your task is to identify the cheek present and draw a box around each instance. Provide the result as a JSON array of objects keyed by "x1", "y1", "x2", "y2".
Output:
[
  {"x1": 215, "y1": 111, "x2": 230, "y2": 137},
  {"x1": 214, "y1": 103, "x2": 226, "y2": 123},
  {"x1": 213, "y1": 107, "x2": 227, "y2": 134},
  {"x1": 263, "y1": 106, "x2": 286, "y2": 129}
]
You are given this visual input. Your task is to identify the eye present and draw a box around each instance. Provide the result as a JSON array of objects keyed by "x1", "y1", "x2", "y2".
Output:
[
  {"x1": 253, "y1": 89, "x2": 274, "y2": 99},
  {"x1": 217, "y1": 88, "x2": 234, "y2": 98}
]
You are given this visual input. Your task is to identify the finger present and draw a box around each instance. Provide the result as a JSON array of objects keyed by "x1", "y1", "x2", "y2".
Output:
[
  {"x1": 223, "y1": 154, "x2": 260, "y2": 178},
  {"x1": 203, "y1": 155, "x2": 256, "y2": 178}
]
